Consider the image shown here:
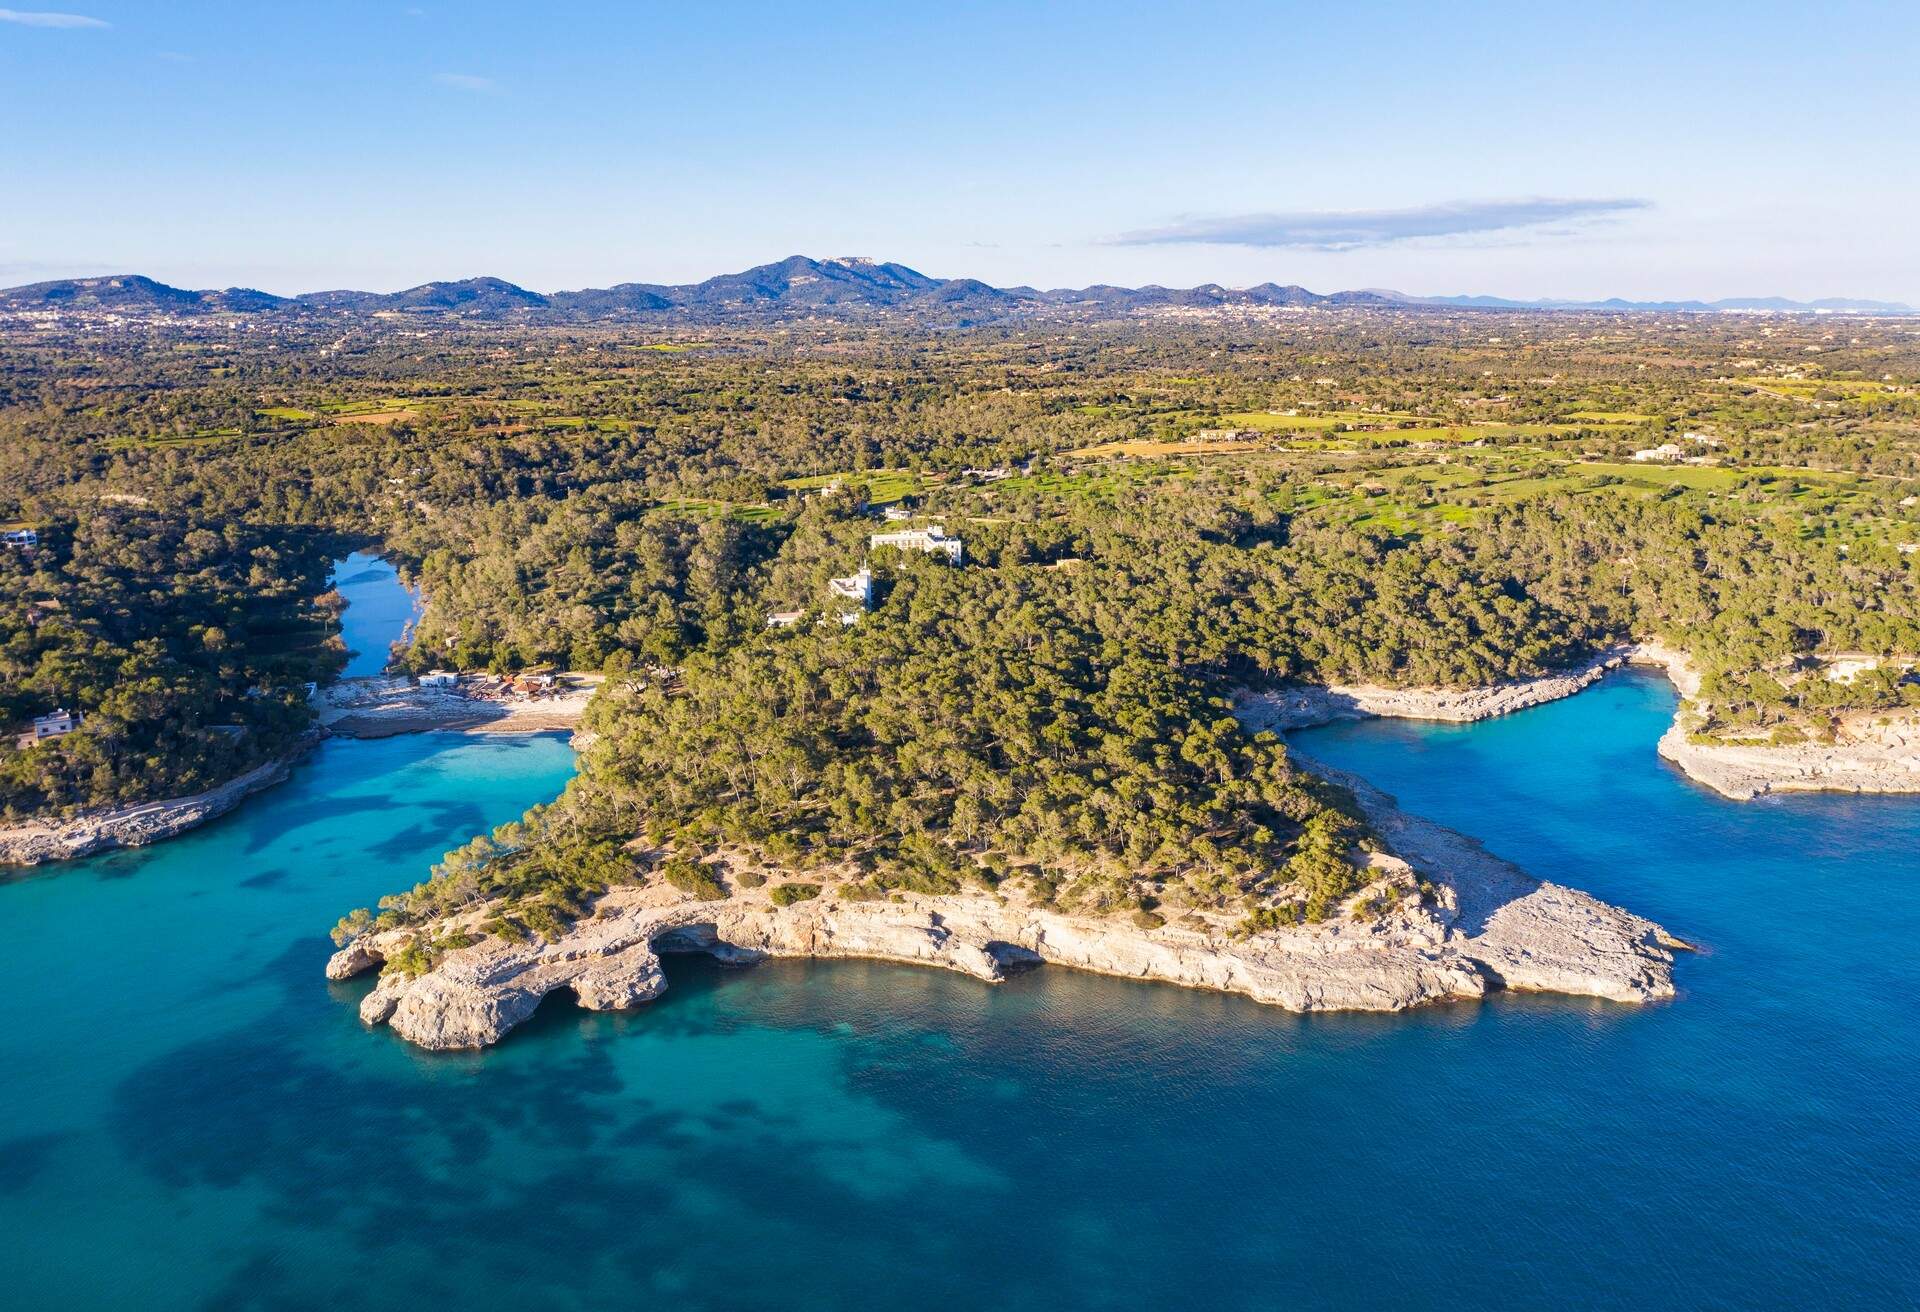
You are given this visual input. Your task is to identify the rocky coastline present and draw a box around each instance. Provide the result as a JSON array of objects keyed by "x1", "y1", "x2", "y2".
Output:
[
  {"x1": 1, "y1": 677, "x2": 598, "y2": 868},
  {"x1": 1235, "y1": 644, "x2": 1643, "y2": 731},
  {"x1": 0, "y1": 743, "x2": 313, "y2": 868},
  {"x1": 1655, "y1": 714, "x2": 1920, "y2": 801},
  {"x1": 1239, "y1": 640, "x2": 1920, "y2": 801},
  {"x1": 328, "y1": 764, "x2": 1686, "y2": 1052}
]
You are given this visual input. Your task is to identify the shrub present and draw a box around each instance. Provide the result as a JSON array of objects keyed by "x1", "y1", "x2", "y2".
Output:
[
  {"x1": 382, "y1": 937, "x2": 437, "y2": 978},
  {"x1": 735, "y1": 870, "x2": 767, "y2": 888},
  {"x1": 660, "y1": 855, "x2": 728, "y2": 901},
  {"x1": 769, "y1": 881, "x2": 821, "y2": 907}
]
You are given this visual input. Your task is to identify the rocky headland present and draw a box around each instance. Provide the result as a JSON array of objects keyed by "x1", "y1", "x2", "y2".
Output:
[
  {"x1": 1655, "y1": 713, "x2": 1920, "y2": 801},
  {"x1": 328, "y1": 763, "x2": 1686, "y2": 1051}
]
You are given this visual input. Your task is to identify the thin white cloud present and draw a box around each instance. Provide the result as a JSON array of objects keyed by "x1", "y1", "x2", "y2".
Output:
[
  {"x1": 434, "y1": 72, "x2": 497, "y2": 93},
  {"x1": 0, "y1": 7, "x2": 109, "y2": 26},
  {"x1": 1113, "y1": 198, "x2": 1652, "y2": 252}
]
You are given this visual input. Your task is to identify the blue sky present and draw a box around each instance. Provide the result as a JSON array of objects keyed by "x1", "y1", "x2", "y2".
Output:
[{"x1": 4, "y1": 0, "x2": 1917, "y2": 300}]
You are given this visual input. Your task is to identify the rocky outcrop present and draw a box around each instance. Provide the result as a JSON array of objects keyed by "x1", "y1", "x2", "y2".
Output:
[
  {"x1": 1624, "y1": 644, "x2": 1920, "y2": 800},
  {"x1": 329, "y1": 781, "x2": 1684, "y2": 1051},
  {"x1": 0, "y1": 749, "x2": 309, "y2": 867},
  {"x1": 1656, "y1": 715, "x2": 1920, "y2": 801}
]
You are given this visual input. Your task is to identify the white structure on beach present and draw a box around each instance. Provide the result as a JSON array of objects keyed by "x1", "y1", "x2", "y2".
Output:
[
  {"x1": 870, "y1": 525, "x2": 964, "y2": 564},
  {"x1": 419, "y1": 670, "x2": 458, "y2": 687}
]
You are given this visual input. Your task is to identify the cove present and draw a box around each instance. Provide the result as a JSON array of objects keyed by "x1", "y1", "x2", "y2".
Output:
[{"x1": 0, "y1": 671, "x2": 1915, "y2": 1308}]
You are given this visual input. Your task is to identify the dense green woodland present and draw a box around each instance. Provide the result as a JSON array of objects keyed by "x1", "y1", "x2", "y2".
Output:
[
  {"x1": 5, "y1": 308, "x2": 1920, "y2": 944},
  {"x1": 0, "y1": 512, "x2": 341, "y2": 816}
]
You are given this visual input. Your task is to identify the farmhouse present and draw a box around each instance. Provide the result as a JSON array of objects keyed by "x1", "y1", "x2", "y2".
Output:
[{"x1": 870, "y1": 525, "x2": 964, "y2": 564}]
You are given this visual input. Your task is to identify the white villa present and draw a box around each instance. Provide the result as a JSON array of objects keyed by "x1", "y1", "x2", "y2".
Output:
[
  {"x1": 828, "y1": 565, "x2": 874, "y2": 607},
  {"x1": 870, "y1": 525, "x2": 964, "y2": 564}
]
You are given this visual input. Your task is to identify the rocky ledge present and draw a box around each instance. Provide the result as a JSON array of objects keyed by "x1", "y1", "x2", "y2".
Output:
[
  {"x1": 1235, "y1": 644, "x2": 1644, "y2": 731},
  {"x1": 0, "y1": 750, "x2": 306, "y2": 867},
  {"x1": 1657, "y1": 715, "x2": 1920, "y2": 801},
  {"x1": 328, "y1": 766, "x2": 1686, "y2": 1051}
]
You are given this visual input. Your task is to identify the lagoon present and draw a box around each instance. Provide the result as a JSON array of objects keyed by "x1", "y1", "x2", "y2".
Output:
[{"x1": 0, "y1": 672, "x2": 1915, "y2": 1308}]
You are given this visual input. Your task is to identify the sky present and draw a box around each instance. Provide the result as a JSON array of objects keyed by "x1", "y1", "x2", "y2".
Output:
[{"x1": 3, "y1": 0, "x2": 1918, "y2": 301}]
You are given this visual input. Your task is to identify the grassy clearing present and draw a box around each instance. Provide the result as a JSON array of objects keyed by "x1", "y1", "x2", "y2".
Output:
[
  {"x1": 1069, "y1": 438, "x2": 1265, "y2": 458},
  {"x1": 780, "y1": 470, "x2": 918, "y2": 503},
  {"x1": 1734, "y1": 376, "x2": 1895, "y2": 400},
  {"x1": 1209, "y1": 409, "x2": 1420, "y2": 431}
]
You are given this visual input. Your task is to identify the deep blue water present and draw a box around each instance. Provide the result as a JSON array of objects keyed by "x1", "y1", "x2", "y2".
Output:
[
  {"x1": 2, "y1": 667, "x2": 1917, "y2": 1308},
  {"x1": 331, "y1": 550, "x2": 423, "y2": 677}
]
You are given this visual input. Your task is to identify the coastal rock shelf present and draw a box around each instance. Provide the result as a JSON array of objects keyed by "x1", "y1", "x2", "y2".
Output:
[
  {"x1": 0, "y1": 751, "x2": 302, "y2": 867},
  {"x1": 329, "y1": 776, "x2": 1684, "y2": 1051},
  {"x1": 1656, "y1": 717, "x2": 1920, "y2": 801}
]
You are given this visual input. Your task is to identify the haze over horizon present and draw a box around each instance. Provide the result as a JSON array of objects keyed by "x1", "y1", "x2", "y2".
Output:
[{"x1": 4, "y1": 0, "x2": 1917, "y2": 303}]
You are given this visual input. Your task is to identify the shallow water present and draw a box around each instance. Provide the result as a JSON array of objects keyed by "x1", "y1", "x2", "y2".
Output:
[{"x1": 1, "y1": 672, "x2": 1916, "y2": 1309}]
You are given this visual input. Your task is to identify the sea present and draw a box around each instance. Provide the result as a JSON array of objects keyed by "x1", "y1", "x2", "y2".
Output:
[{"x1": 0, "y1": 561, "x2": 1914, "y2": 1309}]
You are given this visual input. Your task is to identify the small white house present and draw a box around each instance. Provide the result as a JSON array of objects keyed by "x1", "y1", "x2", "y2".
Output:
[
  {"x1": 419, "y1": 670, "x2": 458, "y2": 687},
  {"x1": 16, "y1": 708, "x2": 80, "y2": 750},
  {"x1": 1631, "y1": 443, "x2": 1685, "y2": 463},
  {"x1": 2, "y1": 528, "x2": 37, "y2": 549},
  {"x1": 870, "y1": 525, "x2": 964, "y2": 564},
  {"x1": 765, "y1": 609, "x2": 804, "y2": 629}
]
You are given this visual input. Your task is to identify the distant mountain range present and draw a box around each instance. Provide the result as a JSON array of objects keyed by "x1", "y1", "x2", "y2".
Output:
[{"x1": 1, "y1": 257, "x2": 1910, "y2": 320}]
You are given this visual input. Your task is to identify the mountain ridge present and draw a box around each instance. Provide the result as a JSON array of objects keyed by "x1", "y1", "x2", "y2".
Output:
[{"x1": 2, "y1": 260, "x2": 1909, "y2": 319}]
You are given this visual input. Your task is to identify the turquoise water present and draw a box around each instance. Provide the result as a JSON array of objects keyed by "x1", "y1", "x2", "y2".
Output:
[
  {"x1": 331, "y1": 551, "x2": 423, "y2": 677},
  {"x1": 2, "y1": 670, "x2": 1917, "y2": 1308}
]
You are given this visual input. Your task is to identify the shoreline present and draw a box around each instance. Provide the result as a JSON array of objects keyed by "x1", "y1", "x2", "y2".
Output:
[
  {"x1": 329, "y1": 773, "x2": 1686, "y2": 1052},
  {"x1": 0, "y1": 739, "x2": 317, "y2": 868},
  {"x1": 0, "y1": 676, "x2": 597, "y2": 869},
  {"x1": 1239, "y1": 640, "x2": 1920, "y2": 802}
]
